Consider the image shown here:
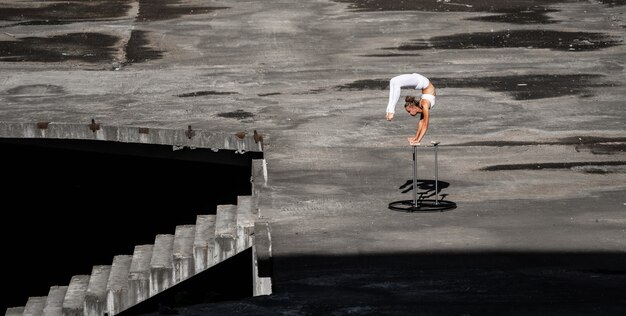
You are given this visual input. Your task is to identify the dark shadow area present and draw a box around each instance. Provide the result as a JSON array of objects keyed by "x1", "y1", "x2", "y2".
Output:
[
  {"x1": 0, "y1": 138, "x2": 261, "y2": 313},
  {"x1": 177, "y1": 91, "x2": 238, "y2": 98},
  {"x1": 333, "y1": 0, "x2": 609, "y2": 24},
  {"x1": 0, "y1": 0, "x2": 131, "y2": 23},
  {"x1": 336, "y1": 0, "x2": 625, "y2": 24},
  {"x1": 0, "y1": 32, "x2": 118, "y2": 63},
  {"x1": 136, "y1": 0, "x2": 228, "y2": 22},
  {"x1": 453, "y1": 136, "x2": 626, "y2": 155},
  {"x1": 119, "y1": 248, "x2": 253, "y2": 316},
  {"x1": 391, "y1": 179, "x2": 455, "y2": 212},
  {"x1": 217, "y1": 110, "x2": 255, "y2": 120},
  {"x1": 0, "y1": 0, "x2": 227, "y2": 25},
  {"x1": 166, "y1": 252, "x2": 626, "y2": 315},
  {"x1": 467, "y1": 9, "x2": 559, "y2": 24},
  {"x1": 395, "y1": 30, "x2": 622, "y2": 52},
  {"x1": 0, "y1": 31, "x2": 163, "y2": 64},
  {"x1": 399, "y1": 179, "x2": 450, "y2": 200},
  {"x1": 333, "y1": 74, "x2": 617, "y2": 100},
  {"x1": 124, "y1": 30, "x2": 164, "y2": 64},
  {"x1": 482, "y1": 160, "x2": 626, "y2": 172}
]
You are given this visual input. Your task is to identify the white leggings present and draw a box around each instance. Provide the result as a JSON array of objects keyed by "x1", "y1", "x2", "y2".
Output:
[
  {"x1": 386, "y1": 78, "x2": 404, "y2": 114},
  {"x1": 386, "y1": 73, "x2": 433, "y2": 113}
]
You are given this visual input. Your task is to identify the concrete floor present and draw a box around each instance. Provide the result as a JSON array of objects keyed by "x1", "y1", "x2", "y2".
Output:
[{"x1": 1, "y1": 0, "x2": 625, "y2": 314}]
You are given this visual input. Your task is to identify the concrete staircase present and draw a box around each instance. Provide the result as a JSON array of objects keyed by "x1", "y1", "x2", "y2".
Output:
[{"x1": 5, "y1": 157, "x2": 272, "y2": 316}]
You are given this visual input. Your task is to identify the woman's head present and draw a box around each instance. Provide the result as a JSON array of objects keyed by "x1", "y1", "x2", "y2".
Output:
[{"x1": 404, "y1": 96, "x2": 422, "y2": 116}]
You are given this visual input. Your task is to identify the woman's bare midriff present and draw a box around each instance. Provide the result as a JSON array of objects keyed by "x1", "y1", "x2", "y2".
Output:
[{"x1": 422, "y1": 82, "x2": 436, "y2": 96}]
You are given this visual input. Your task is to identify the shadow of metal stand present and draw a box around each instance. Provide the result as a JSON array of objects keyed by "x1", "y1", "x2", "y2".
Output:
[{"x1": 389, "y1": 142, "x2": 457, "y2": 213}]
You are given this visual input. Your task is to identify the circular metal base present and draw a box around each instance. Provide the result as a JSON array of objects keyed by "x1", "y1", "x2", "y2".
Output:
[{"x1": 388, "y1": 199, "x2": 457, "y2": 213}]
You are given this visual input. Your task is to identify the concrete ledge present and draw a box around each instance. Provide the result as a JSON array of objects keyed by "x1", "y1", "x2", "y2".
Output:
[
  {"x1": 0, "y1": 122, "x2": 263, "y2": 152},
  {"x1": 106, "y1": 255, "x2": 132, "y2": 316},
  {"x1": 43, "y1": 286, "x2": 68, "y2": 316},
  {"x1": 84, "y1": 265, "x2": 111, "y2": 316},
  {"x1": 128, "y1": 245, "x2": 153, "y2": 306},
  {"x1": 173, "y1": 225, "x2": 196, "y2": 284},
  {"x1": 62, "y1": 275, "x2": 90, "y2": 316}
]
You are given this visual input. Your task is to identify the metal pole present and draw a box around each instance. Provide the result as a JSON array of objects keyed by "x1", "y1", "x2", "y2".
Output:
[
  {"x1": 412, "y1": 145, "x2": 418, "y2": 207},
  {"x1": 430, "y1": 141, "x2": 440, "y2": 205},
  {"x1": 434, "y1": 144, "x2": 439, "y2": 205}
]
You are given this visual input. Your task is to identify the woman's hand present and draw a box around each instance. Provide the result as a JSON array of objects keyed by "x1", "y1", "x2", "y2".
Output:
[
  {"x1": 407, "y1": 137, "x2": 420, "y2": 146},
  {"x1": 385, "y1": 112, "x2": 394, "y2": 121}
]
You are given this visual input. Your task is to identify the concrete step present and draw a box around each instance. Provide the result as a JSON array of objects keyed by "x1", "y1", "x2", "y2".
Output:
[
  {"x1": 10, "y1": 194, "x2": 264, "y2": 316},
  {"x1": 84, "y1": 265, "x2": 111, "y2": 316},
  {"x1": 193, "y1": 215, "x2": 216, "y2": 272},
  {"x1": 173, "y1": 225, "x2": 196, "y2": 284},
  {"x1": 128, "y1": 245, "x2": 153, "y2": 306},
  {"x1": 215, "y1": 204, "x2": 237, "y2": 263},
  {"x1": 62, "y1": 275, "x2": 90, "y2": 316},
  {"x1": 236, "y1": 196, "x2": 259, "y2": 252},
  {"x1": 150, "y1": 234, "x2": 174, "y2": 296},
  {"x1": 4, "y1": 307, "x2": 24, "y2": 316},
  {"x1": 106, "y1": 255, "x2": 132, "y2": 316},
  {"x1": 43, "y1": 286, "x2": 68, "y2": 316},
  {"x1": 23, "y1": 296, "x2": 46, "y2": 316}
]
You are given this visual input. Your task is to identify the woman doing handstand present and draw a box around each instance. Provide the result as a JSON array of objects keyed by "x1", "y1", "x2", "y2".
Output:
[{"x1": 385, "y1": 73, "x2": 436, "y2": 145}]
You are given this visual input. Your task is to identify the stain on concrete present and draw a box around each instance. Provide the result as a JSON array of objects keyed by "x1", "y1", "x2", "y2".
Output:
[
  {"x1": 334, "y1": 74, "x2": 615, "y2": 100},
  {"x1": 336, "y1": 0, "x2": 545, "y2": 12},
  {"x1": 456, "y1": 137, "x2": 626, "y2": 155},
  {"x1": 360, "y1": 53, "x2": 422, "y2": 57},
  {"x1": 0, "y1": 0, "x2": 131, "y2": 23},
  {"x1": 258, "y1": 92, "x2": 282, "y2": 97},
  {"x1": 124, "y1": 30, "x2": 163, "y2": 64},
  {"x1": 467, "y1": 8, "x2": 559, "y2": 24},
  {"x1": 0, "y1": 30, "x2": 164, "y2": 64},
  {"x1": 0, "y1": 0, "x2": 227, "y2": 25},
  {"x1": 596, "y1": 0, "x2": 626, "y2": 7},
  {"x1": 434, "y1": 74, "x2": 614, "y2": 100},
  {"x1": 574, "y1": 142, "x2": 626, "y2": 155},
  {"x1": 455, "y1": 136, "x2": 626, "y2": 155},
  {"x1": 1, "y1": 20, "x2": 75, "y2": 27},
  {"x1": 217, "y1": 110, "x2": 255, "y2": 120},
  {"x1": 137, "y1": 0, "x2": 228, "y2": 22},
  {"x1": 394, "y1": 30, "x2": 622, "y2": 52},
  {"x1": 0, "y1": 32, "x2": 117, "y2": 62},
  {"x1": 5, "y1": 84, "x2": 65, "y2": 97},
  {"x1": 177, "y1": 91, "x2": 238, "y2": 98},
  {"x1": 481, "y1": 160, "x2": 626, "y2": 172},
  {"x1": 335, "y1": 79, "x2": 388, "y2": 91},
  {"x1": 335, "y1": 0, "x2": 572, "y2": 24}
]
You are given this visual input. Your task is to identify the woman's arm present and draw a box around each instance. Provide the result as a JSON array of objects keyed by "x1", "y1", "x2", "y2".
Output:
[{"x1": 408, "y1": 103, "x2": 430, "y2": 145}]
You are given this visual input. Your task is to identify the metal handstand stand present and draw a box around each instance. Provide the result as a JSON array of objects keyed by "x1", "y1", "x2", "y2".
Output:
[{"x1": 388, "y1": 141, "x2": 457, "y2": 212}]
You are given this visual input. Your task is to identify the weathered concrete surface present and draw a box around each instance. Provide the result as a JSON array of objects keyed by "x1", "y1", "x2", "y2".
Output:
[
  {"x1": 173, "y1": 225, "x2": 196, "y2": 283},
  {"x1": 1, "y1": 0, "x2": 625, "y2": 314},
  {"x1": 128, "y1": 245, "x2": 153, "y2": 306},
  {"x1": 43, "y1": 286, "x2": 68, "y2": 316},
  {"x1": 84, "y1": 265, "x2": 111, "y2": 316},
  {"x1": 193, "y1": 215, "x2": 216, "y2": 272},
  {"x1": 149, "y1": 234, "x2": 174, "y2": 297},
  {"x1": 106, "y1": 255, "x2": 132, "y2": 315},
  {"x1": 23, "y1": 296, "x2": 45, "y2": 316},
  {"x1": 62, "y1": 275, "x2": 90, "y2": 316},
  {"x1": 215, "y1": 205, "x2": 238, "y2": 263}
]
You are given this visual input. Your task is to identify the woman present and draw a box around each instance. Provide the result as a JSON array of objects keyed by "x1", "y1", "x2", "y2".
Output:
[{"x1": 385, "y1": 73, "x2": 436, "y2": 145}]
